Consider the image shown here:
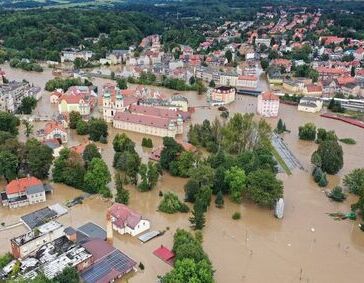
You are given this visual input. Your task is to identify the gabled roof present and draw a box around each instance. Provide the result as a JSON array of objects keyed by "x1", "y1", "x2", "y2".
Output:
[
  {"x1": 108, "y1": 203, "x2": 143, "y2": 229},
  {"x1": 6, "y1": 177, "x2": 42, "y2": 195},
  {"x1": 261, "y1": 91, "x2": 279, "y2": 101}
]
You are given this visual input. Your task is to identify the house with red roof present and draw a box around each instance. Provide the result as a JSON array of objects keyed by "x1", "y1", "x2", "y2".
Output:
[
  {"x1": 271, "y1": 59, "x2": 292, "y2": 73},
  {"x1": 37, "y1": 121, "x2": 68, "y2": 143},
  {"x1": 304, "y1": 84, "x2": 323, "y2": 97},
  {"x1": 58, "y1": 86, "x2": 97, "y2": 116},
  {"x1": 257, "y1": 91, "x2": 280, "y2": 117},
  {"x1": 1, "y1": 176, "x2": 47, "y2": 208},
  {"x1": 107, "y1": 203, "x2": 150, "y2": 236}
]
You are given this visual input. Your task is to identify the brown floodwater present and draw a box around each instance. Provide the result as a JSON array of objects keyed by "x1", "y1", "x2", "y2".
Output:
[{"x1": 1, "y1": 64, "x2": 364, "y2": 282}]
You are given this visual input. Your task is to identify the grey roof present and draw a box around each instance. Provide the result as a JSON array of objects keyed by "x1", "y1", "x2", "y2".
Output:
[
  {"x1": 21, "y1": 207, "x2": 57, "y2": 229},
  {"x1": 64, "y1": 226, "x2": 77, "y2": 236},
  {"x1": 26, "y1": 184, "x2": 45, "y2": 195},
  {"x1": 77, "y1": 222, "x2": 106, "y2": 240}
]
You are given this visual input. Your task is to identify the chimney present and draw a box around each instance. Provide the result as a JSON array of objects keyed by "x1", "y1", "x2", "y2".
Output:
[{"x1": 106, "y1": 210, "x2": 113, "y2": 245}]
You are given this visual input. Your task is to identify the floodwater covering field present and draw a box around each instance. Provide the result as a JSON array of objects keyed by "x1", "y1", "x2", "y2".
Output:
[{"x1": 1, "y1": 63, "x2": 364, "y2": 282}]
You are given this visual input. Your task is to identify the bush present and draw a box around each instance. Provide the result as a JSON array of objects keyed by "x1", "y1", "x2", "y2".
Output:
[
  {"x1": 298, "y1": 123, "x2": 316, "y2": 141},
  {"x1": 232, "y1": 212, "x2": 241, "y2": 220},
  {"x1": 318, "y1": 173, "x2": 328, "y2": 187},
  {"x1": 339, "y1": 138, "x2": 356, "y2": 145},
  {"x1": 76, "y1": 120, "x2": 88, "y2": 135},
  {"x1": 328, "y1": 186, "x2": 346, "y2": 202},
  {"x1": 158, "y1": 192, "x2": 189, "y2": 214},
  {"x1": 142, "y1": 137, "x2": 153, "y2": 148}
]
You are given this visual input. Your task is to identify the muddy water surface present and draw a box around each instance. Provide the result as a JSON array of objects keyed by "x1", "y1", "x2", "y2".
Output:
[{"x1": 1, "y1": 64, "x2": 364, "y2": 283}]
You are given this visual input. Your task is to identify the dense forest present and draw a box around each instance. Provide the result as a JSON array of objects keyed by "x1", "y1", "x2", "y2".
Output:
[{"x1": 0, "y1": 9, "x2": 164, "y2": 61}]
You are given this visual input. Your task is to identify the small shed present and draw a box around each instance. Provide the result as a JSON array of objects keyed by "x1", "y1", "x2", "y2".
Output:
[{"x1": 153, "y1": 245, "x2": 175, "y2": 265}]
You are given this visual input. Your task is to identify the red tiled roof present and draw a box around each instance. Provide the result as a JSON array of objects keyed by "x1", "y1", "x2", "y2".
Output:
[
  {"x1": 108, "y1": 203, "x2": 142, "y2": 229},
  {"x1": 129, "y1": 105, "x2": 179, "y2": 119},
  {"x1": 114, "y1": 112, "x2": 172, "y2": 130},
  {"x1": 44, "y1": 121, "x2": 65, "y2": 135},
  {"x1": 316, "y1": 67, "x2": 348, "y2": 75},
  {"x1": 336, "y1": 76, "x2": 356, "y2": 86},
  {"x1": 272, "y1": 59, "x2": 291, "y2": 67},
  {"x1": 6, "y1": 177, "x2": 42, "y2": 195},
  {"x1": 306, "y1": 84, "x2": 322, "y2": 93},
  {"x1": 261, "y1": 91, "x2": 279, "y2": 101}
]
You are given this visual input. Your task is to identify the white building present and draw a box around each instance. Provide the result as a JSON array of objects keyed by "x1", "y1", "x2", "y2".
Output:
[
  {"x1": 107, "y1": 203, "x2": 150, "y2": 237},
  {"x1": 60, "y1": 49, "x2": 93, "y2": 63},
  {"x1": 237, "y1": 75, "x2": 258, "y2": 89},
  {"x1": 298, "y1": 97, "x2": 323, "y2": 113},
  {"x1": 257, "y1": 91, "x2": 280, "y2": 117}
]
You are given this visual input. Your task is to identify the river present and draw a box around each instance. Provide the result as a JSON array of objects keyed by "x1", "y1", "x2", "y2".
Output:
[{"x1": 1, "y1": 63, "x2": 364, "y2": 282}]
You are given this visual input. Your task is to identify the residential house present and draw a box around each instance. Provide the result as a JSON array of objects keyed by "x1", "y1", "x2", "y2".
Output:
[
  {"x1": 257, "y1": 91, "x2": 280, "y2": 117},
  {"x1": 271, "y1": 59, "x2": 292, "y2": 73},
  {"x1": 107, "y1": 203, "x2": 150, "y2": 237},
  {"x1": 1, "y1": 177, "x2": 47, "y2": 209},
  {"x1": 37, "y1": 121, "x2": 68, "y2": 143}
]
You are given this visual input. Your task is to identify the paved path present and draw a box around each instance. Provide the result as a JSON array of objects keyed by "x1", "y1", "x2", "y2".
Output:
[{"x1": 272, "y1": 133, "x2": 304, "y2": 171}]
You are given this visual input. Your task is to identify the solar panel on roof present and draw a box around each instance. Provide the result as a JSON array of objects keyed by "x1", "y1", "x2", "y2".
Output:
[{"x1": 81, "y1": 250, "x2": 136, "y2": 283}]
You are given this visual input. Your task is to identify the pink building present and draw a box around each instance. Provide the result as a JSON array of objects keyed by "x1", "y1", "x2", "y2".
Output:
[{"x1": 257, "y1": 91, "x2": 279, "y2": 117}]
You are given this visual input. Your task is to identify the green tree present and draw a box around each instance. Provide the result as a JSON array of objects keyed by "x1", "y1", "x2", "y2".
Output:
[
  {"x1": 162, "y1": 258, "x2": 213, "y2": 283},
  {"x1": 298, "y1": 123, "x2": 316, "y2": 141},
  {"x1": 22, "y1": 120, "x2": 33, "y2": 138},
  {"x1": 225, "y1": 50, "x2": 233, "y2": 63},
  {"x1": 351, "y1": 66, "x2": 355, "y2": 77},
  {"x1": 25, "y1": 139, "x2": 53, "y2": 179},
  {"x1": 0, "y1": 151, "x2": 18, "y2": 182},
  {"x1": 189, "y1": 199, "x2": 206, "y2": 230},
  {"x1": 343, "y1": 168, "x2": 364, "y2": 195},
  {"x1": 88, "y1": 118, "x2": 108, "y2": 142},
  {"x1": 141, "y1": 137, "x2": 153, "y2": 148},
  {"x1": 209, "y1": 80, "x2": 215, "y2": 88},
  {"x1": 53, "y1": 267, "x2": 80, "y2": 283},
  {"x1": 84, "y1": 158, "x2": 111, "y2": 195},
  {"x1": 160, "y1": 137, "x2": 183, "y2": 170},
  {"x1": 328, "y1": 186, "x2": 346, "y2": 202},
  {"x1": 76, "y1": 120, "x2": 88, "y2": 135},
  {"x1": 316, "y1": 128, "x2": 337, "y2": 143},
  {"x1": 175, "y1": 151, "x2": 196, "y2": 177},
  {"x1": 18, "y1": 96, "x2": 37, "y2": 114},
  {"x1": 225, "y1": 166, "x2": 247, "y2": 203},
  {"x1": 313, "y1": 140, "x2": 343, "y2": 174},
  {"x1": 69, "y1": 111, "x2": 82, "y2": 129},
  {"x1": 215, "y1": 190, "x2": 224, "y2": 208},
  {"x1": 113, "y1": 133, "x2": 135, "y2": 152},
  {"x1": 113, "y1": 150, "x2": 141, "y2": 185},
  {"x1": 116, "y1": 78, "x2": 127, "y2": 89},
  {"x1": 158, "y1": 192, "x2": 189, "y2": 214},
  {"x1": 0, "y1": 111, "x2": 19, "y2": 135},
  {"x1": 246, "y1": 170, "x2": 283, "y2": 208},
  {"x1": 82, "y1": 143, "x2": 101, "y2": 167},
  {"x1": 115, "y1": 173, "x2": 129, "y2": 205},
  {"x1": 313, "y1": 166, "x2": 323, "y2": 183},
  {"x1": 276, "y1": 118, "x2": 285, "y2": 134},
  {"x1": 138, "y1": 162, "x2": 161, "y2": 191},
  {"x1": 318, "y1": 173, "x2": 328, "y2": 187},
  {"x1": 52, "y1": 149, "x2": 86, "y2": 189}
]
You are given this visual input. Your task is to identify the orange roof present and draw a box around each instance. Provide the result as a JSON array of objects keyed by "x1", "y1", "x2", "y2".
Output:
[
  {"x1": 44, "y1": 121, "x2": 65, "y2": 135},
  {"x1": 6, "y1": 177, "x2": 42, "y2": 195},
  {"x1": 272, "y1": 59, "x2": 292, "y2": 67},
  {"x1": 70, "y1": 143, "x2": 88, "y2": 155},
  {"x1": 261, "y1": 91, "x2": 279, "y2": 101},
  {"x1": 306, "y1": 84, "x2": 322, "y2": 93},
  {"x1": 336, "y1": 76, "x2": 356, "y2": 86}
]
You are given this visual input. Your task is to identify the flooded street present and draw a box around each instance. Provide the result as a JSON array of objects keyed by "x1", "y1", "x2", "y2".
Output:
[{"x1": 1, "y1": 64, "x2": 364, "y2": 282}]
